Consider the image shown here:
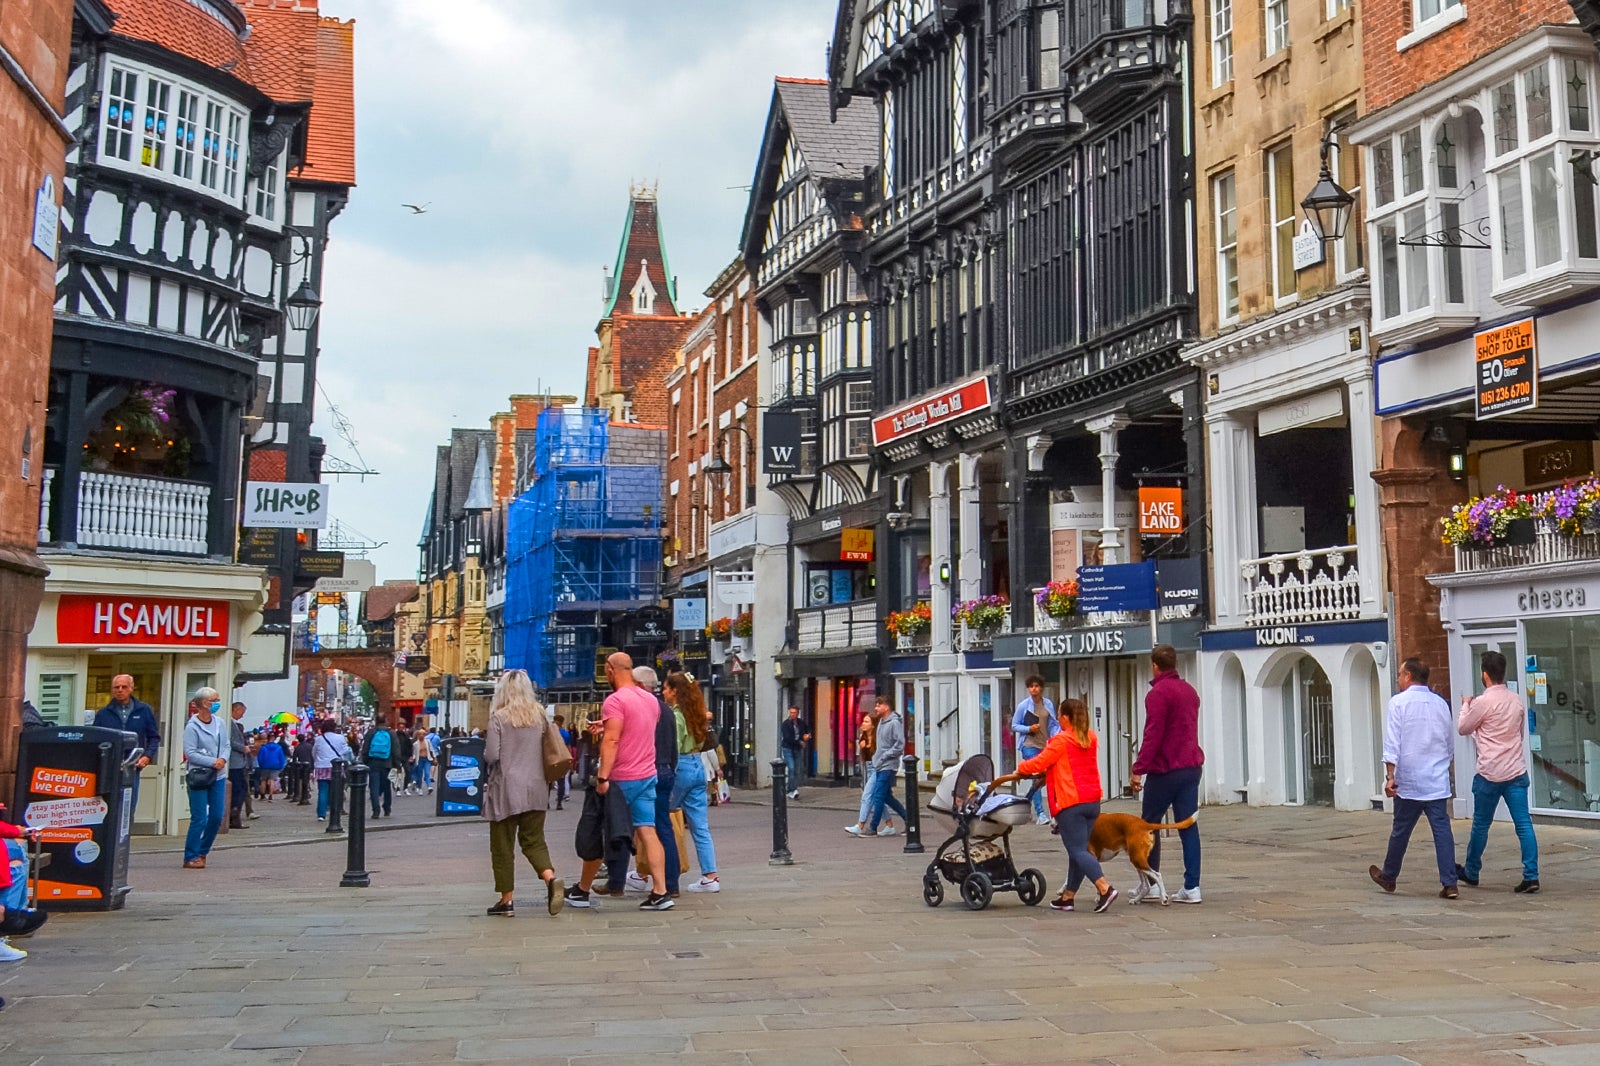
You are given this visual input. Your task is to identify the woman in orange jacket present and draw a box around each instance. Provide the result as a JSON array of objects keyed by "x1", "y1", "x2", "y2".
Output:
[{"x1": 994, "y1": 699, "x2": 1116, "y2": 913}]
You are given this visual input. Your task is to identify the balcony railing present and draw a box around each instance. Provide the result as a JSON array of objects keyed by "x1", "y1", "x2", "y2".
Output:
[
  {"x1": 41, "y1": 470, "x2": 212, "y2": 555},
  {"x1": 1241, "y1": 545, "x2": 1362, "y2": 627},
  {"x1": 1454, "y1": 523, "x2": 1600, "y2": 572},
  {"x1": 796, "y1": 599, "x2": 877, "y2": 652}
]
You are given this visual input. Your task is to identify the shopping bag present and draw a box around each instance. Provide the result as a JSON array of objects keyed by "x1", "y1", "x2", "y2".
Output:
[{"x1": 670, "y1": 809, "x2": 690, "y2": 874}]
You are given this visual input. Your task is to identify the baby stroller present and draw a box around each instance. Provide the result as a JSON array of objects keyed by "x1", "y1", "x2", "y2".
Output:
[{"x1": 922, "y1": 754, "x2": 1047, "y2": 911}]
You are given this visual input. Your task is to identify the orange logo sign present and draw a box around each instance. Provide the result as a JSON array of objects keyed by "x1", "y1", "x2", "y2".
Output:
[
  {"x1": 30, "y1": 767, "x2": 97, "y2": 798},
  {"x1": 1139, "y1": 487, "x2": 1184, "y2": 536}
]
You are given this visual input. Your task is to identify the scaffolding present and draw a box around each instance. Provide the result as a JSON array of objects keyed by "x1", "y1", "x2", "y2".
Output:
[{"x1": 504, "y1": 407, "x2": 663, "y2": 691}]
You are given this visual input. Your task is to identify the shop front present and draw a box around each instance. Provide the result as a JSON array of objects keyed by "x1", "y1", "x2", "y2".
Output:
[{"x1": 25, "y1": 554, "x2": 268, "y2": 836}]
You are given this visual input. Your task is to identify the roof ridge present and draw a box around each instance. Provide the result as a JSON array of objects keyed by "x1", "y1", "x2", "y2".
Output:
[{"x1": 775, "y1": 76, "x2": 826, "y2": 85}]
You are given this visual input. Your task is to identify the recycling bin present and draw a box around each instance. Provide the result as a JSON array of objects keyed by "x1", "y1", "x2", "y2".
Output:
[
  {"x1": 435, "y1": 736, "x2": 486, "y2": 817},
  {"x1": 13, "y1": 725, "x2": 142, "y2": 910}
]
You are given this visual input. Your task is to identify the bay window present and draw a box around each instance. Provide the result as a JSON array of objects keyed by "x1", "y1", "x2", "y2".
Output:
[{"x1": 99, "y1": 60, "x2": 249, "y2": 206}]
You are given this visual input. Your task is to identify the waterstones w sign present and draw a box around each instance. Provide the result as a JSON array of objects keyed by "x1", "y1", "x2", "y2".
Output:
[
  {"x1": 244, "y1": 482, "x2": 330, "y2": 528},
  {"x1": 763, "y1": 411, "x2": 804, "y2": 474},
  {"x1": 871, "y1": 376, "x2": 993, "y2": 447}
]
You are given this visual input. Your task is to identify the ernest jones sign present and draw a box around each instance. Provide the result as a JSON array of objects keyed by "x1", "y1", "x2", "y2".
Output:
[
  {"x1": 871, "y1": 377, "x2": 992, "y2": 447},
  {"x1": 56, "y1": 594, "x2": 229, "y2": 647}
]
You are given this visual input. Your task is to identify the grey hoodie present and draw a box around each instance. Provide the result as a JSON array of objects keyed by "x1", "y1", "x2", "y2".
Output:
[{"x1": 870, "y1": 712, "x2": 904, "y2": 773}]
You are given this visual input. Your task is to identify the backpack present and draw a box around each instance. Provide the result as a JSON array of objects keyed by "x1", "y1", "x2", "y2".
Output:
[{"x1": 368, "y1": 728, "x2": 392, "y2": 760}]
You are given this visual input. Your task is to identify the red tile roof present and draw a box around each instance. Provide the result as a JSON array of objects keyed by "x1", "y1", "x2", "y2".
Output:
[
  {"x1": 301, "y1": 17, "x2": 356, "y2": 185},
  {"x1": 108, "y1": 0, "x2": 250, "y2": 73},
  {"x1": 362, "y1": 581, "x2": 418, "y2": 623}
]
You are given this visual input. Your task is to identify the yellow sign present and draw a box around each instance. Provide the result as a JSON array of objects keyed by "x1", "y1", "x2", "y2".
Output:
[{"x1": 840, "y1": 527, "x2": 875, "y2": 562}]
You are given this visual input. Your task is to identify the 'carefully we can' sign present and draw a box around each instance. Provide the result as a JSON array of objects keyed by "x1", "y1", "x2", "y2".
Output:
[{"x1": 243, "y1": 482, "x2": 330, "y2": 528}]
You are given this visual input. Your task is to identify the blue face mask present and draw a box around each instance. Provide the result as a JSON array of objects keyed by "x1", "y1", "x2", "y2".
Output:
[{"x1": 210, "y1": 701, "x2": 222, "y2": 714}]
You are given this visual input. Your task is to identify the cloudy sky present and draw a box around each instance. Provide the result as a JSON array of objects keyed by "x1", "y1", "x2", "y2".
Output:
[{"x1": 311, "y1": 0, "x2": 839, "y2": 581}]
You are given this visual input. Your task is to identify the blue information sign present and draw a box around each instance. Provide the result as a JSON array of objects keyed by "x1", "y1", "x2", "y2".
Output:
[{"x1": 1077, "y1": 562, "x2": 1159, "y2": 612}]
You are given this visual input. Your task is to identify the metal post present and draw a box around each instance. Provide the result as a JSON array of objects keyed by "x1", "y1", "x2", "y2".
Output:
[
  {"x1": 326, "y1": 758, "x2": 346, "y2": 833},
  {"x1": 341, "y1": 763, "x2": 370, "y2": 887},
  {"x1": 902, "y1": 753, "x2": 924, "y2": 854},
  {"x1": 769, "y1": 758, "x2": 793, "y2": 866}
]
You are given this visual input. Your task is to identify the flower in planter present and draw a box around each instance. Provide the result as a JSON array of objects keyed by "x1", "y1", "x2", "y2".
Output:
[
  {"x1": 954, "y1": 593, "x2": 1009, "y2": 629},
  {"x1": 1441, "y1": 479, "x2": 1600, "y2": 546},
  {"x1": 1034, "y1": 580, "x2": 1080, "y2": 619},
  {"x1": 705, "y1": 617, "x2": 732, "y2": 641},
  {"x1": 885, "y1": 602, "x2": 932, "y2": 637},
  {"x1": 732, "y1": 611, "x2": 753, "y2": 638}
]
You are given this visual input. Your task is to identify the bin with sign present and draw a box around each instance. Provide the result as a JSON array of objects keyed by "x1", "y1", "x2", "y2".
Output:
[
  {"x1": 12, "y1": 726, "x2": 142, "y2": 910},
  {"x1": 435, "y1": 736, "x2": 486, "y2": 817}
]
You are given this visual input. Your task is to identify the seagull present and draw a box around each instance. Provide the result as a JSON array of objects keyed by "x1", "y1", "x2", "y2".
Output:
[{"x1": 401, "y1": 202, "x2": 431, "y2": 214}]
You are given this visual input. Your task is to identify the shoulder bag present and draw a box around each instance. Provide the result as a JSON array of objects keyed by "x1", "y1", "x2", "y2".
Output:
[
  {"x1": 542, "y1": 716, "x2": 573, "y2": 783},
  {"x1": 186, "y1": 719, "x2": 222, "y2": 791}
]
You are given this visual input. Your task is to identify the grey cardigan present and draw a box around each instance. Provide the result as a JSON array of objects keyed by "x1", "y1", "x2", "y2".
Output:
[{"x1": 482, "y1": 709, "x2": 551, "y2": 822}]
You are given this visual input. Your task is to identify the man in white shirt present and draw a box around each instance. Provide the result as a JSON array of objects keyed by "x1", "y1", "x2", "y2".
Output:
[{"x1": 1370, "y1": 657, "x2": 1459, "y2": 899}]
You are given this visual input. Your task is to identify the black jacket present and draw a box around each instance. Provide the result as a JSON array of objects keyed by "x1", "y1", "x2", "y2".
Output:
[
  {"x1": 781, "y1": 717, "x2": 807, "y2": 751},
  {"x1": 93, "y1": 698, "x2": 161, "y2": 760},
  {"x1": 653, "y1": 695, "x2": 677, "y2": 772},
  {"x1": 574, "y1": 783, "x2": 636, "y2": 863}
]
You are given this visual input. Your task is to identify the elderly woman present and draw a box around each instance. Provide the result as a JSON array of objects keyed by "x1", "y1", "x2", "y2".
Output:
[
  {"x1": 665, "y1": 671, "x2": 720, "y2": 892},
  {"x1": 182, "y1": 687, "x2": 230, "y2": 869},
  {"x1": 484, "y1": 670, "x2": 564, "y2": 918},
  {"x1": 311, "y1": 719, "x2": 353, "y2": 820}
]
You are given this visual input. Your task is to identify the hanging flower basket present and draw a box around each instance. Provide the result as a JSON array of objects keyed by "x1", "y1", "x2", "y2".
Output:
[
  {"x1": 705, "y1": 617, "x2": 732, "y2": 641},
  {"x1": 1033, "y1": 580, "x2": 1080, "y2": 621},
  {"x1": 885, "y1": 603, "x2": 931, "y2": 638},
  {"x1": 1441, "y1": 480, "x2": 1600, "y2": 547},
  {"x1": 954, "y1": 594, "x2": 1009, "y2": 631}
]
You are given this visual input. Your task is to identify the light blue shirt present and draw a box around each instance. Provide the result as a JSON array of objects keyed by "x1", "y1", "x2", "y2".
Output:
[
  {"x1": 1383, "y1": 684, "x2": 1454, "y2": 801},
  {"x1": 1012, "y1": 694, "x2": 1059, "y2": 752}
]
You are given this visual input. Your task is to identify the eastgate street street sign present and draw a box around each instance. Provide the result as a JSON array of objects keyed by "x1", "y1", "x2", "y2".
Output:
[{"x1": 871, "y1": 375, "x2": 993, "y2": 447}]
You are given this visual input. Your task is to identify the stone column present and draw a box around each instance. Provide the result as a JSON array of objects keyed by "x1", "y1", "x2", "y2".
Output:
[
  {"x1": 1207, "y1": 414, "x2": 1258, "y2": 626},
  {"x1": 1345, "y1": 372, "x2": 1384, "y2": 617},
  {"x1": 1086, "y1": 413, "x2": 1130, "y2": 564},
  {"x1": 928, "y1": 459, "x2": 953, "y2": 655},
  {"x1": 956, "y1": 452, "x2": 981, "y2": 605}
]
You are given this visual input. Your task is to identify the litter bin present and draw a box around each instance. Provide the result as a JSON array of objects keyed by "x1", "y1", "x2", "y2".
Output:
[
  {"x1": 13, "y1": 725, "x2": 142, "y2": 910},
  {"x1": 435, "y1": 736, "x2": 485, "y2": 817}
]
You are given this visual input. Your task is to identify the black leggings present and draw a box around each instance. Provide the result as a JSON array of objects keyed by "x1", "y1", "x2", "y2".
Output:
[{"x1": 1055, "y1": 801, "x2": 1104, "y2": 893}]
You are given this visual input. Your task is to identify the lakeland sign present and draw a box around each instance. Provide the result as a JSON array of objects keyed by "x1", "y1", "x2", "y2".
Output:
[{"x1": 871, "y1": 375, "x2": 993, "y2": 447}]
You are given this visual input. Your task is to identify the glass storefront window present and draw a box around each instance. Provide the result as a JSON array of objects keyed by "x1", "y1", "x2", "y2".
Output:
[
  {"x1": 36, "y1": 674, "x2": 77, "y2": 726},
  {"x1": 1525, "y1": 616, "x2": 1600, "y2": 813}
]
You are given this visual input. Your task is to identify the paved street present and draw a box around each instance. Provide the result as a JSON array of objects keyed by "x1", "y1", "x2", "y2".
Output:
[{"x1": 4, "y1": 785, "x2": 1600, "y2": 1065}]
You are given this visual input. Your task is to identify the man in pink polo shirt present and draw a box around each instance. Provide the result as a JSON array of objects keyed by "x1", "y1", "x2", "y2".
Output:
[
  {"x1": 1457, "y1": 650, "x2": 1540, "y2": 894},
  {"x1": 595, "y1": 652, "x2": 672, "y2": 911}
]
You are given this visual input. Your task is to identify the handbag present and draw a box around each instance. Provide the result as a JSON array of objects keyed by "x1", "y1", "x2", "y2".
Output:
[
  {"x1": 542, "y1": 717, "x2": 573, "y2": 783},
  {"x1": 670, "y1": 808, "x2": 690, "y2": 874},
  {"x1": 186, "y1": 716, "x2": 225, "y2": 790}
]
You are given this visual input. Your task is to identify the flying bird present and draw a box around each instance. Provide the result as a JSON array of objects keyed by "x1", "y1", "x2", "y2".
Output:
[{"x1": 402, "y1": 203, "x2": 431, "y2": 214}]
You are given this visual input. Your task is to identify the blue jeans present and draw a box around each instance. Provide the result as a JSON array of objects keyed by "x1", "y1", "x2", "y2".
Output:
[
  {"x1": 672, "y1": 754, "x2": 718, "y2": 875},
  {"x1": 857, "y1": 767, "x2": 879, "y2": 824},
  {"x1": 317, "y1": 777, "x2": 332, "y2": 818},
  {"x1": 1020, "y1": 747, "x2": 1047, "y2": 820},
  {"x1": 866, "y1": 767, "x2": 907, "y2": 831},
  {"x1": 185, "y1": 778, "x2": 227, "y2": 862},
  {"x1": 1464, "y1": 772, "x2": 1539, "y2": 882},
  {"x1": 1056, "y1": 801, "x2": 1105, "y2": 893},
  {"x1": 653, "y1": 766, "x2": 679, "y2": 895},
  {"x1": 1142, "y1": 765, "x2": 1202, "y2": 891},
  {"x1": 1381, "y1": 796, "x2": 1457, "y2": 885},
  {"x1": 4, "y1": 839, "x2": 27, "y2": 910},
  {"x1": 782, "y1": 748, "x2": 804, "y2": 792}
]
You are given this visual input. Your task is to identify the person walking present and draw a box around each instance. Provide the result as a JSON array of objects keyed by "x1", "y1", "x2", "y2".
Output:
[
  {"x1": 312, "y1": 719, "x2": 353, "y2": 820},
  {"x1": 623, "y1": 666, "x2": 680, "y2": 898},
  {"x1": 256, "y1": 732, "x2": 286, "y2": 801},
  {"x1": 1457, "y1": 650, "x2": 1540, "y2": 894},
  {"x1": 1370, "y1": 657, "x2": 1459, "y2": 899},
  {"x1": 94, "y1": 674, "x2": 160, "y2": 820},
  {"x1": 182, "y1": 688, "x2": 229, "y2": 869},
  {"x1": 1130, "y1": 645, "x2": 1204, "y2": 904},
  {"x1": 1012, "y1": 675, "x2": 1060, "y2": 826},
  {"x1": 227, "y1": 703, "x2": 250, "y2": 830},
  {"x1": 780, "y1": 706, "x2": 809, "y2": 800},
  {"x1": 291, "y1": 731, "x2": 315, "y2": 804},
  {"x1": 853, "y1": 705, "x2": 878, "y2": 837},
  {"x1": 411, "y1": 726, "x2": 435, "y2": 795},
  {"x1": 482, "y1": 670, "x2": 564, "y2": 918},
  {"x1": 847, "y1": 696, "x2": 908, "y2": 837},
  {"x1": 551, "y1": 715, "x2": 572, "y2": 810},
  {"x1": 391, "y1": 723, "x2": 414, "y2": 797},
  {"x1": 666, "y1": 670, "x2": 720, "y2": 892},
  {"x1": 994, "y1": 698, "x2": 1117, "y2": 913},
  {"x1": 361, "y1": 713, "x2": 396, "y2": 819},
  {"x1": 0, "y1": 813, "x2": 44, "y2": 962}
]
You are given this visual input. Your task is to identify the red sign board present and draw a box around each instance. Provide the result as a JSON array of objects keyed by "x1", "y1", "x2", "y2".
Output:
[
  {"x1": 1138, "y1": 487, "x2": 1184, "y2": 535},
  {"x1": 871, "y1": 376, "x2": 993, "y2": 447},
  {"x1": 56, "y1": 594, "x2": 230, "y2": 647}
]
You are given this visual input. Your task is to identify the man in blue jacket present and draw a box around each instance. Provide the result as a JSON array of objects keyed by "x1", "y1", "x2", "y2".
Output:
[
  {"x1": 1012, "y1": 675, "x2": 1059, "y2": 825},
  {"x1": 93, "y1": 674, "x2": 160, "y2": 820}
]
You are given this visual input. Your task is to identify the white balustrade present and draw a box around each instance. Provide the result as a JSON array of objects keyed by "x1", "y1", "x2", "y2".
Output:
[
  {"x1": 1453, "y1": 521, "x2": 1600, "y2": 572},
  {"x1": 1240, "y1": 545, "x2": 1361, "y2": 627},
  {"x1": 38, "y1": 468, "x2": 55, "y2": 543},
  {"x1": 75, "y1": 471, "x2": 210, "y2": 555},
  {"x1": 796, "y1": 600, "x2": 878, "y2": 652}
]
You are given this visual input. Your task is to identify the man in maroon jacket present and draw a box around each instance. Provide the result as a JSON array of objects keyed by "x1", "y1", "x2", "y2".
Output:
[{"x1": 1129, "y1": 644, "x2": 1204, "y2": 904}]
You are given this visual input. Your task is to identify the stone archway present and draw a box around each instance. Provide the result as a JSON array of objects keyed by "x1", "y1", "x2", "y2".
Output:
[{"x1": 291, "y1": 648, "x2": 395, "y2": 720}]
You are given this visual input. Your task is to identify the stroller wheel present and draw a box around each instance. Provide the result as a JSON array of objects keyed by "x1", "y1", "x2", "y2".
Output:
[
  {"x1": 960, "y1": 871, "x2": 993, "y2": 911},
  {"x1": 922, "y1": 876, "x2": 944, "y2": 907},
  {"x1": 1017, "y1": 868, "x2": 1047, "y2": 906}
]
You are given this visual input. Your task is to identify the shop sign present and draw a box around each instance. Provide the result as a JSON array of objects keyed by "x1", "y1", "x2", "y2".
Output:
[
  {"x1": 56, "y1": 594, "x2": 229, "y2": 647},
  {"x1": 401, "y1": 654, "x2": 430, "y2": 676},
  {"x1": 673, "y1": 597, "x2": 707, "y2": 631},
  {"x1": 840, "y1": 528, "x2": 875, "y2": 562},
  {"x1": 1077, "y1": 562, "x2": 1158, "y2": 612},
  {"x1": 296, "y1": 551, "x2": 345, "y2": 579},
  {"x1": 1474, "y1": 318, "x2": 1537, "y2": 420},
  {"x1": 238, "y1": 527, "x2": 282, "y2": 566},
  {"x1": 1138, "y1": 488, "x2": 1183, "y2": 535},
  {"x1": 763, "y1": 411, "x2": 805, "y2": 474},
  {"x1": 1524, "y1": 440, "x2": 1587, "y2": 486},
  {"x1": 1155, "y1": 557, "x2": 1203, "y2": 609},
  {"x1": 243, "y1": 481, "x2": 330, "y2": 528},
  {"x1": 1258, "y1": 387, "x2": 1344, "y2": 437},
  {"x1": 1200, "y1": 618, "x2": 1388, "y2": 651},
  {"x1": 993, "y1": 626, "x2": 1153, "y2": 661},
  {"x1": 871, "y1": 375, "x2": 992, "y2": 447}
]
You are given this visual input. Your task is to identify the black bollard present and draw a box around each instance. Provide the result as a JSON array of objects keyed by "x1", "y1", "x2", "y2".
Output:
[
  {"x1": 901, "y1": 753, "x2": 924, "y2": 854},
  {"x1": 326, "y1": 759, "x2": 346, "y2": 833},
  {"x1": 769, "y1": 758, "x2": 793, "y2": 866},
  {"x1": 341, "y1": 763, "x2": 370, "y2": 887}
]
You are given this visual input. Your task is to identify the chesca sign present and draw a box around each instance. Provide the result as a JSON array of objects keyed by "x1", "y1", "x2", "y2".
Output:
[
  {"x1": 243, "y1": 481, "x2": 330, "y2": 528},
  {"x1": 56, "y1": 594, "x2": 229, "y2": 647},
  {"x1": 871, "y1": 376, "x2": 993, "y2": 447}
]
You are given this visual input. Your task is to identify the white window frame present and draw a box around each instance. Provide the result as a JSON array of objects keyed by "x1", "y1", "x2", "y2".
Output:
[
  {"x1": 99, "y1": 57, "x2": 250, "y2": 207},
  {"x1": 1329, "y1": 114, "x2": 1365, "y2": 281},
  {"x1": 845, "y1": 416, "x2": 871, "y2": 458},
  {"x1": 1399, "y1": 0, "x2": 1466, "y2": 53},
  {"x1": 1265, "y1": 144, "x2": 1297, "y2": 306},
  {"x1": 846, "y1": 380, "x2": 873, "y2": 413},
  {"x1": 1326, "y1": 0, "x2": 1351, "y2": 16},
  {"x1": 251, "y1": 148, "x2": 284, "y2": 227},
  {"x1": 1264, "y1": 0, "x2": 1289, "y2": 58},
  {"x1": 1212, "y1": 170, "x2": 1239, "y2": 323},
  {"x1": 1211, "y1": 0, "x2": 1233, "y2": 87}
]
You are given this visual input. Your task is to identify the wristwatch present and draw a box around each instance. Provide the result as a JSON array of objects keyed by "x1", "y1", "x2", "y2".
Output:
[{"x1": 597, "y1": 776, "x2": 609, "y2": 784}]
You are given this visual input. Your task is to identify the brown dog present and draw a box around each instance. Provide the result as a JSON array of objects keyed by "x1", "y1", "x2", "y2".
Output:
[{"x1": 1073, "y1": 811, "x2": 1198, "y2": 906}]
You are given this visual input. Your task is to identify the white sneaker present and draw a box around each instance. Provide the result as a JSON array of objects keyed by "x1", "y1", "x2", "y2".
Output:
[
  {"x1": 877, "y1": 824, "x2": 899, "y2": 837},
  {"x1": 624, "y1": 871, "x2": 651, "y2": 894},
  {"x1": 1035, "y1": 814, "x2": 1052, "y2": 826},
  {"x1": 686, "y1": 877, "x2": 721, "y2": 893},
  {"x1": 0, "y1": 940, "x2": 26, "y2": 962},
  {"x1": 786, "y1": 790, "x2": 799, "y2": 800},
  {"x1": 844, "y1": 825, "x2": 864, "y2": 836},
  {"x1": 1171, "y1": 886, "x2": 1202, "y2": 904}
]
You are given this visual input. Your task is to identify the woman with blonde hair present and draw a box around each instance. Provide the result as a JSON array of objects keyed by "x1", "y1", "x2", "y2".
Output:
[
  {"x1": 665, "y1": 671, "x2": 721, "y2": 892},
  {"x1": 483, "y1": 670, "x2": 563, "y2": 917}
]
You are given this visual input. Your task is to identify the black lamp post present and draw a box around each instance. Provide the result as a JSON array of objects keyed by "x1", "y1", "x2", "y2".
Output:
[
  {"x1": 705, "y1": 425, "x2": 757, "y2": 508},
  {"x1": 1302, "y1": 123, "x2": 1355, "y2": 244}
]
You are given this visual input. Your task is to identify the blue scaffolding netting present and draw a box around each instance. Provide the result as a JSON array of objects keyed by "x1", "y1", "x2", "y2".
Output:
[{"x1": 504, "y1": 407, "x2": 662, "y2": 689}]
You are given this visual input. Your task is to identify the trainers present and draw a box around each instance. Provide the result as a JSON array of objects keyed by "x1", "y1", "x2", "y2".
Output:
[
  {"x1": 1171, "y1": 886, "x2": 1203, "y2": 905},
  {"x1": 0, "y1": 940, "x2": 25, "y2": 963},
  {"x1": 685, "y1": 877, "x2": 720, "y2": 893},
  {"x1": 844, "y1": 825, "x2": 864, "y2": 836},
  {"x1": 1455, "y1": 864, "x2": 1479, "y2": 887},
  {"x1": 639, "y1": 892, "x2": 675, "y2": 911},
  {"x1": 624, "y1": 871, "x2": 651, "y2": 894},
  {"x1": 1515, "y1": 879, "x2": 1542, "y2": 894},
  {"x1": 1368, "y1": 865, "x2": 1396, "y2": 893},
  {"x1": 547, "y1": 878, "x2": 564, "y2": 916},
  {"x1": 592, "y1": 884, "x2": 624, "y2": 898},
  {"x1": 1035, "y1": 815, "x2": 1052, "y2": 826},
  {"x1": 1049, "y1": 896, "x2": 1074, "y2": 912},
  {"x1": 1440, "y1": 884, "x2": 1459, "y2": 899},
  {"x1": 1094, "y1": 886, "x2": 1119, "y2": 913},
  {"x1": 786, "y1": 790, "x2": 799, "y2": 800},
  {"x1": 877, "y1": 824, "x2": 900, "y2": 837},
  {"x1": 562, "y1": 885, "x2": 592, "y2": 909}
]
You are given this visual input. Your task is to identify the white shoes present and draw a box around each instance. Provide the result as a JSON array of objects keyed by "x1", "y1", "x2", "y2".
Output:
[
  {"x1": 624, "y1": 871, "x2": 651, "y2": 894},
  {"x1": 786, "y1": 790, "x2": 799, "y2": 800},
  {"x1": 844, "y1": 825, "x2": 864, "y2": 836},
  {"x1": 0, "y1": 939, "x2": 26, "y2": 962},
  {"x1": 1171, "y1": 886, "x2": 1202, "y2": 904},
  {"x1": 877, "y1": 823, "x2": 899, "y2": 837},
  {"x1": 1034, "y1": 814, "x2": 1052, "y2": 826},
  {"x1": 686, "y1": 877, "x2": 721, "y2": 893}
]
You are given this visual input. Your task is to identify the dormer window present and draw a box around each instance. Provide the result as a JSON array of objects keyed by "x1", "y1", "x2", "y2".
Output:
[{"x1": 631, "y1": 260, "x2": 657, "y2": 314}]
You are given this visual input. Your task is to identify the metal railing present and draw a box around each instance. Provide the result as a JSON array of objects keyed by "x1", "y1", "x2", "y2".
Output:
[
  {"x1": 73, "y1": 471, "x2": 211, "y2": 555},
  {"x1": 796, "y1": 599, "x2": 878, "y2": 652},
  {"x1": 1241, "y1": 545, "x2": 1362, "y2": 627},
  {"x1": 1454, "y1": 522, "x2": 1600, "y2": 572}
]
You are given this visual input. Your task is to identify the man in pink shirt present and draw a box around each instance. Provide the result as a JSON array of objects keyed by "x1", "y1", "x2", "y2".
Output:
[
  {"x1": 1457, "y1": 650, "x2": 1540, "y2": 894},
  {"x1": 595, "y1": 652, "x2": 673, "y2": 911}
]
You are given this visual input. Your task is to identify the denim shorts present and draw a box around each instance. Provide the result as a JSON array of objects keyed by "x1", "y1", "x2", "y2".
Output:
[{"x1": 616, "y1": 776, "x2": 658, "y2": 828}]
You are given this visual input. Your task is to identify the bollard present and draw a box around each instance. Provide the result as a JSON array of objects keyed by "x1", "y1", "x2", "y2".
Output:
[
  {"x1": 901, "y1": 753, "x2": 924, "y2": 854},
  {"x1": 326, "y1": 759, "x2": 346, "y2": 833},
  {"x1": 341, "y1": 763, "x2": 370, "y2": 888},
  {"x1": 769, "y1": 758, "x2": 793, "y2": 866}
]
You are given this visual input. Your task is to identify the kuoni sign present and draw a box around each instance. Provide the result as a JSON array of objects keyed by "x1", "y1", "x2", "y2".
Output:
[
  {"x1": 871, "y1": 376, "x2": 992, "y2": 447},
  {"x1": 1138, "y1": 487, "x2": 1183, "y2": 535},
  {"x1": 56, "y1": 594, "x2": 229, "y2": 647}
]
